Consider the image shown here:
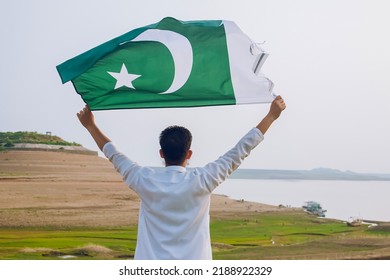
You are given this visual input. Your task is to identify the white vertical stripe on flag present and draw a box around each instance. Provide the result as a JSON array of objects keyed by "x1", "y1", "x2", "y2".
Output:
[{"x1": 223, "y1": 20, "x2": 275, "y2": 104}]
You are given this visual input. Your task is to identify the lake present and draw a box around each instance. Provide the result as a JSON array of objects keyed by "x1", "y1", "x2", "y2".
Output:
[{"x1": 214, "y1": 179, "x2": 390, "y2": 222}]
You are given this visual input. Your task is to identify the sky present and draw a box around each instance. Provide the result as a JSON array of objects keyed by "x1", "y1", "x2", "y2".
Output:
[{"x1": 1, "y1": 0, "x2": 390, "y2": 174}]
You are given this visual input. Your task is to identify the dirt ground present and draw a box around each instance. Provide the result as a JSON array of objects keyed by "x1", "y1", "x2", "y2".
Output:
[{"x1": 0, "y1": 150, "x2": 290, "y2": 227}]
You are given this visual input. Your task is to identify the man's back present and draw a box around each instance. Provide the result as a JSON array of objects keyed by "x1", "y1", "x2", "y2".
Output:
[
  {"x1": 134, "y1": 166, "x2": 213, "y2": 259},
  {"x1": 103, "y1": 128, "x2": 264, "y2": 259}
]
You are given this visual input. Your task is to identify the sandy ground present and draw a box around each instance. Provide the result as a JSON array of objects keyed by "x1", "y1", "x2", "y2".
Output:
[{"x1": 0, "y1": 150, "x2": 290, "y2": 227}]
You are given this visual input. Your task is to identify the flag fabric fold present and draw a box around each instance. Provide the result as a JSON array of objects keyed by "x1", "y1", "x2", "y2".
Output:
[{"x1": 57, "y1": 17, "x2": 275, "y2": 110}]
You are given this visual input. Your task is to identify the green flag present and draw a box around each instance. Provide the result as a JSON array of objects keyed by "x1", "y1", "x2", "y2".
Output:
[{"x1": 57, "y1": 17, "x2": 275, "y2": 110}]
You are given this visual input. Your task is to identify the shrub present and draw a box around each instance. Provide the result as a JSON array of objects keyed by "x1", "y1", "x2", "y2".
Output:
[{"x1": 4, "y1": 140, "x2": 14, "y2": 147}]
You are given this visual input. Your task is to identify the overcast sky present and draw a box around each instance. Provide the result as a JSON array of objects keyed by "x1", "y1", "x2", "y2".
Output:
[{"x1": 2, "y1": 0, "x2": 390, "y2": 173}]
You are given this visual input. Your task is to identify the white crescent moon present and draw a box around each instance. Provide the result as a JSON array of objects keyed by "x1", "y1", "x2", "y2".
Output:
[{"x1": 131, "y1": 29, "x2": 193, "y2": 94}]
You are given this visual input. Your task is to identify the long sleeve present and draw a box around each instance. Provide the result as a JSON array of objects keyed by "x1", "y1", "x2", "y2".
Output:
[
  {"x1": 198, "y1": 127, "x2": 264, "y2": 192},
  {"x1": 102, "y1": 142, "x2": 143, "y2": 190},
  {"x1": 101, "y1": 128, "x2": 264, "y2": 260}
]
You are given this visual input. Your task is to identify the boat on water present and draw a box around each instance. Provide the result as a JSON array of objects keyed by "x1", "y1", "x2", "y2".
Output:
[
  {"x1": 302, "y1": 201, "x2": 327, "y2": 217},
  {"x1": 347, "y1": 217, "x2": 363, "y2": 227}
]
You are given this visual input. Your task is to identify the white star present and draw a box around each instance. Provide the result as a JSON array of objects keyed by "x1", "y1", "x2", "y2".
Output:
[{"x1": 107, "y1": 64, "x2": 141, "y2": 90}]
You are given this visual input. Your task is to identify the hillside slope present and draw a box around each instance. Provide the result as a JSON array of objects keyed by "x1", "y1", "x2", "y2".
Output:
[
  {"x1": 0, "y1": 131, "x2": 80, "y2": 146},
  {"x1": 0, "y1": 131, "x2": 97, "y2": 155},
  {"x1": 0, "y1": 150, "x2": 282, "y2": 227}
]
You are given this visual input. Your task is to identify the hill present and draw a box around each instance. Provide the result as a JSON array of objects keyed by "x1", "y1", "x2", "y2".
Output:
[
  {"x1": 0, "y1": 131, "x2": 96, "y2": 155},
  {"x1": 0, "y1": 131, "x2": 80, "y2": 147}
]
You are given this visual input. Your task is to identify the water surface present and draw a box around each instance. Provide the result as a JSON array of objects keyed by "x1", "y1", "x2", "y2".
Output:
[{"x1": 214, "y1": 179, "x2": 390, "y2": 222}]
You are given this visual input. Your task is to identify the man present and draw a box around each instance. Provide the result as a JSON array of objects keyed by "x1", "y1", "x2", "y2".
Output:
[{"x1": 77, "y1": 95, "x2": 286, "y2": 259}]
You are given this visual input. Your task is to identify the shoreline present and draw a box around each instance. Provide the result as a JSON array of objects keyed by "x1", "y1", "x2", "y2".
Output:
[{"x1": 0, "y1": 150, "x2": 294, "y2": 228}]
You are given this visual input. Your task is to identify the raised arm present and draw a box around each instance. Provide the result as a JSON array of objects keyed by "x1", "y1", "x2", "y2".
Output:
[
  {"x1": 77, "y1": 105, "x2": 110, "y2": 151},
  {"x1": 200, "y1": 95, "x2": 286, "y2": 192},
  {"x1": 256, "y1": 95, "x2": 286, "y2": 135}
]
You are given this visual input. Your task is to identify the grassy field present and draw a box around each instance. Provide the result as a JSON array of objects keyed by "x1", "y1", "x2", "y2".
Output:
[{"x1": 1, "y1": 211, "x2": 389, "y2": 260}]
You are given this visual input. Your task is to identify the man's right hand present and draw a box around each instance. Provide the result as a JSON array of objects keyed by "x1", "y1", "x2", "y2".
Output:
[
  {"x1": 256, "y1": 95, "x2": 286, "y2": 135},
  {"x1": 76, "y1": 105, "x2": 110, "y2": 151},
  {"x1": 268, "y1": 95, "x2": 286, "y2": 121},
  {"x1": 77, "y1": 105, "x2": 95, "y2": 129}
]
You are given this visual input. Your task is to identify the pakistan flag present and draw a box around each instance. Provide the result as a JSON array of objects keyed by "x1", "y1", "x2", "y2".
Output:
[{"x1": 57, "y1": 17, "x2": 275, "y2": 110}]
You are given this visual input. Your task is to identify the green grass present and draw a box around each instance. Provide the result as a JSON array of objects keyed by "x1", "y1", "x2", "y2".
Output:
[
  {"x1": 210, "y1": 212, "x2": 351, "y2": 246},
  {"x1": 1, "y1": 212, "x2": 388, "y2": 260},
  {"x1": 0, "y1": 227, "x2": 137, "y2": 260},
  {"x1": 366, "y1": 224, "x2": 390, "y2": 236},
  {"x1": 210, "y1": 212, "x2": 371, "y2": 259},
  {"x1": 0, "y1": 131, "x2": 80, "y2": 146}
]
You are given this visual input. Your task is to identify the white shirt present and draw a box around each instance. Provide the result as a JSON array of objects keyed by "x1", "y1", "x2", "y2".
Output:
[{"x1": 103, "y1": 127, "x2": 264, "y2": 259}]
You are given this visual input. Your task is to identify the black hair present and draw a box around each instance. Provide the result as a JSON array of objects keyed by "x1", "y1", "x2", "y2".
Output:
[{"x1": 159, "y1": 125, "x2": 192, "y2": 166}]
